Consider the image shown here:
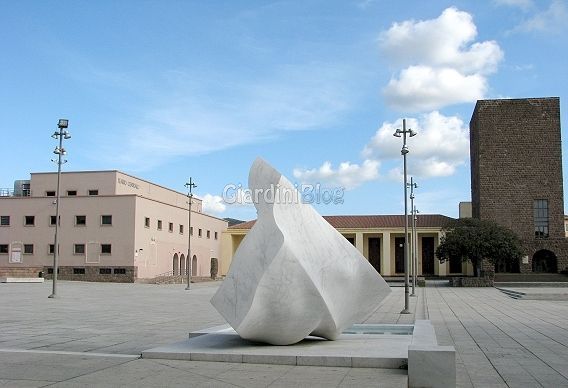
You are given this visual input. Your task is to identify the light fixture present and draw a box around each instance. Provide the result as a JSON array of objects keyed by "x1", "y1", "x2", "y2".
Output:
[{"x1": 58, "y1": 119, "x2": 69, "y2": 129}]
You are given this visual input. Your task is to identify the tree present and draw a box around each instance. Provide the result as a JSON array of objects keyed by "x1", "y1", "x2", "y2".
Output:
[{"x1": 435, "y1": 218, "x2": 523, "y2": 277}]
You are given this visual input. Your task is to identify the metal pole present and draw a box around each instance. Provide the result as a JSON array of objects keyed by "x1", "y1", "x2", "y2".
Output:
[
  {"x1": 410, "y1": 177, "x2": 416, "y2": 297},
  {"x1": 413, "y1": 205, "x2": 418, "y2": 293},
  {"x1": 185, "y1": 177, "x2": 196, "y2": 290},
  {"x1": 48, "y1": 133, "x2": 63, "y2": 299},
  {"x1": 401, "y1": 119, "x2": 410, "y2": 314}
]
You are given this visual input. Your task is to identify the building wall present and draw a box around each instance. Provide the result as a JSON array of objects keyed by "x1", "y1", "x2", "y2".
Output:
[
  {"x1": 470, "y1": 97, "x2": 568, "y2": 273},
  {"x1": 220, "y1": 227, "x2": 454, "y2": 277}
]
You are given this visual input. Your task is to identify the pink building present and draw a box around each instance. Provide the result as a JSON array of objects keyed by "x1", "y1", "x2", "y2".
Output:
[{"x1": 0, "y1": 171, "x2": 227, "y2": 282}]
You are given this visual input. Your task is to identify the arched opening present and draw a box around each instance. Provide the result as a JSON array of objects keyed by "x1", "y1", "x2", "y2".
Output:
[
  {"x1": 172, "y1": 253, "x2": 179, "y2": 275},
  {"x1": 180, "y1": 254, "x2": 185, "y2": 276},
  {"x1": 532, "y1": 250, "x2": 557, "y2": 273},
  {"x1": 192, "y1": 255, "x2": 198, "y2": 276}
]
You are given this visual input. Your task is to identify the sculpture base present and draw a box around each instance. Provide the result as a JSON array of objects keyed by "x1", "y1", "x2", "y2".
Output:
[{"x1": 142, "y1": 321, "x2": 453, "y2": 374}]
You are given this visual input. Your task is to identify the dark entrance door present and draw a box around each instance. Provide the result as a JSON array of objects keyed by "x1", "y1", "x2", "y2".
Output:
[
  {"x1": 395, "y1": 237, "x2": 405, "y2": 273},
  {"x1": 422, "y1": 237, "x2": 435, "y2": 275},
  {"x1": 368, "y1": 238, "x2": 381, "y2": 274},
  {"x1": 532, "y1": 250, "x2": 557, "y2": 273}
]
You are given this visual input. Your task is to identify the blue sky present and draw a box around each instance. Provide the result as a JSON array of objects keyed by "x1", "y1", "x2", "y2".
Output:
[{"x1": 1, "y1": 0, "x2": 567, "y2": 221}]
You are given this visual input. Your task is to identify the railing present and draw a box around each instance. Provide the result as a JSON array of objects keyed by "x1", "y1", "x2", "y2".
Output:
[{"x1": 0, "y1": 189, "x2": 31, "y2": 197}]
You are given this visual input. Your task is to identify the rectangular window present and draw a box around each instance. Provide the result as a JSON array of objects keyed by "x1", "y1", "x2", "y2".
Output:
[
  {"x1": 214, "y1": 231, "x2": 218, "y2": 240},
  {"x1": 23, "y1": 244, "x2": 33, "y2": 254},
  {"x1": 534, "y1": 199, "x2": 549, "y2": 238},
  {"x1": 75, "y1": 215, "x2": 86, "y2": 226},
  {"x1": 67, "y1": 190, "x2": 77, "y2": 196},
  {"x1": 179, "y1": 224, "x2": 184, "y2": 234},
  {"x1": 145, "y1": 217, "x2": 150, "y2": 228},
  {"x1": 99, "y1": 268, "x2": 112, "y2": 274},
  {"x1": 46, "y1": 191, "x2": 56, "y2": 197},
  {"x1": 157, "y1": 220, "x2": 162, "y2": 230},
  {"x1": 24, "y1": 216, "x2": 35, "y2": 226},
  {"x1": 47, "y1": 268, "x2": 59, "y2": 274},
  {"x1": 101, "y1": 215, "x2": 112, "y2": 225},
  {"x1": 49, "y1": 215, "x2": 59, "y2": 226},
  {"x1": 206, "y1": 230, "x2": 211, "y2": 239},
  {"x1": 114, "y1": 268, "x2": 126, "y2": 274},
  {"x1": 88, "y1": 189, "x2": 99, "y2": 196},
  {"x1": 190, "y1": 226, "x2": 193, "y2": 236},
  {"x1": 0, "y1": 216, "x2": 10, "y2": 226},
  {"x1": 73, "y1": 268, "x2": 85, "y2": 274},
  {"x1": 198, "y1": 228, "x2": 202, "y2": 237},
  {"x1": 168, "y1": 222, "x2": 173, "y2": 232},
  {"x1": 74, "y1": 244, "x2": 85, "y2": 255},
  {"x1": 101, "y1": 244, "x2": 112, "y2": 254},
  {"x1": 0, "y1": 244, "x2": 8, "y2": 254},
  {"x1": 48, "y1": 244, "x2": 55, "y2": 254}
]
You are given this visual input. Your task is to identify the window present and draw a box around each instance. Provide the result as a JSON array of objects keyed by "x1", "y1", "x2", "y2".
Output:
[
  {"x1": 534, "y1": 199, "x2": 549, "y2": 238},
  {"x1": 179, "y1": 224, "x2": 184, "y2": 234},
  {"x1": 0, "y1": 216, "x2": 10, "y2": 226},
  {"x1": 67, "y1": 190, "x2": 77, "y2": 196},
  {"x1": 48, "y1": 244, "x2": 55, "y2": 254},
  {"x1": 206, "y1": 230, "x2": 210, "y2": 239},
  {"x1": 168, "y1": 222, "x2": 174, "y2": 233},
  {"x1": 157, "y1": 220, "x2": 163, "y2": 230},
  {"x1": 0, "y1": 244, "x2": 8, "y2": 254},
  {"x1": 198, "y1": 228, "x2": 202, "y2": 237},
  {"x1": 88, "y1": 189, "x2": 99, "y2": 196},
  {"x1": 49, "y1": 215, "x2": 59, "y2": 226},
  {"x1": 46, "y1": 191, "x2": 56, "y2": 197},
  {"x1": 73, "y1": 268, "x2": 85, "y2": 274},
  {"x1": 214, "y1": 231, "x2": 218, "y2": 240},
  {"x1": 145, "y1": 217, "x2": 150, "y2": 228},
  {"x1": 74, "y1": 244, "x2": 85, "y2": 255},
  {"x1": 24, "y1": 216, "x2": 35, "y2": 226},
  {"x1": 99, "y1": 268, "x2": 112, "y2": 274},
  {"x1": 75, "y1": 215, "x2": 86, "y2": 226},
  {"x1": 47, "y1": 268, "x2": 59, "y2": 274},
  {"x1": 101, "y1": 215, "x2": 112, "y2": 226},
  {"x1": 114, "y1": 268, "x2": 126, "y2": 274},
  {"x1": 190, "y1": 227, "x2": 193, "y2": 236},
  {"x1": 23, "y1": 244, "x2": 34, "y2": 254},
  {"x1": 101, "y1": 244, "x2": 112, "y2": 254}
]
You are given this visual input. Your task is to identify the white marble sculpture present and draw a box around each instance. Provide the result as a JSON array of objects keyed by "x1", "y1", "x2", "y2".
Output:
[{"x1": 211, "y1": 158, "x2": 391, "y2": 345}]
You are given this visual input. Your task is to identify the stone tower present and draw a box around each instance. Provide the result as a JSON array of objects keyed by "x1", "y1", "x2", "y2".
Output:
[{"x1": 470, "y1": 97, "x2": 567, "y2": 273}]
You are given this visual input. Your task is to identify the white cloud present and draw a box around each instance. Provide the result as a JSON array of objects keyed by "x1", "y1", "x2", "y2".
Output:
[
  {"x1": 512, "y1": 0, "x2": 568, "y2": 34},
  {"x1": 379, "y1": 7, "x2": 503, "y2": 112},
  {"x1": 383, "y1": 66, "x2": 487, "y2": 112},
  {"x1": 293, "y1": 159, "x2": 380, "y2": 190},
  {"x1": 363, "y1": 111, "x2": 469, "y2": 178},
  {"x1": 202, "y1": 194, "x2": 226, "y2": 214},
  {"x1": 494, "y1": 0, "x2": 533, "y2": 11}
]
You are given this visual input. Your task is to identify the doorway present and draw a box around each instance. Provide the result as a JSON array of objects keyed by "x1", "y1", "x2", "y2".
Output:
[
  {"x1": 395, "y1": 237, "x2": 405, "y2": 274},
  {"x1": 422, "y1": 237, "x2": 435, "y2": 275},
  {"x1": 368, "y1": 238, "x2": 381, "y2": 274}
]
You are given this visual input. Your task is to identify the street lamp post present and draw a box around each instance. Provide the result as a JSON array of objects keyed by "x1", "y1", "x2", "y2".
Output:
[
  {"x1": 393, "y1": 119, "x2": 416, "y2": 314},
  {"x1": 409, "y1": 177, "x2": 418, "y2": 297},
  {"x1": 185, "y1": 177, "x2": 197, "y2": 290},
  {"x1": 413, "y1": 205, "x2": 419, "y2": 294},
  {"x1": 48, "y1": 119, "x2": 70, "y2": 299}
]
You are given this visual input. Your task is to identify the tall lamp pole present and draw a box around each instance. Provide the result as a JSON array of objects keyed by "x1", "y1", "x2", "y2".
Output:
[
  {"x1": 393, "y1": 119, "x2": 416, "y2": 314},
  {"x1": 185, "y1": 177, "x2": 197, "y2": 290},
  {"x1": 409, "y1": 177, "x2": 418, "y2": 297},
  {"x1": 48, "y1": 119, "x2": 70, "y2": 299},
  {"x1": 413, "y1": 205, "x2": 420, "y2": 294}
]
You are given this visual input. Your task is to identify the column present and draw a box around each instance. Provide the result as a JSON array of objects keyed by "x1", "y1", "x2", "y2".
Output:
[
  {"x1": 381, "y1": 232, "x2": 391, "y2": 275},
  {"x1": 355, "y1": 232, "x2": 364, "y2": 256}
]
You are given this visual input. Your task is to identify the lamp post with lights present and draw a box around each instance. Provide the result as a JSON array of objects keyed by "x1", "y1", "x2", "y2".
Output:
[
  {"x1": 48, "y1": 119, "x2": 70, "y2": 299},
  {"x1": 393, "y1": 119, "x2": 416, "y2": 314},
  {"x1": 185, "y1": 177, "x2": 197, "y2": 290}
]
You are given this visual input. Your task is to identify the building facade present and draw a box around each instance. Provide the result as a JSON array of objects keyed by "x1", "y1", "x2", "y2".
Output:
[
  {"x1": 470, "y1": 97, "x2": 568, "y2": 274},
  {"x1": 0, "y1": 171, "x2": 227, "y2": 282},
  {"x1": 220, "y1": 214, "x2": 472, "y2": 278}
]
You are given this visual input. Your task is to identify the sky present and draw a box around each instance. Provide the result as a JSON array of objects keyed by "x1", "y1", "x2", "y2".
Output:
[{"x1": 1, "y1": 0, "x2": 567, "y2": 221}]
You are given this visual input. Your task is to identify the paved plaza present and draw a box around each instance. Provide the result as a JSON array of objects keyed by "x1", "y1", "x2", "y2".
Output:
[{"x1": 0, "y1": 281, "x2": 567, "y2": 387}]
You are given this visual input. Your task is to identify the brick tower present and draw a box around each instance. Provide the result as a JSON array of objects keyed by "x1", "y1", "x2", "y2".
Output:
[{"x1": 470, "y1": 97, "x2": 567, "y2": 274}]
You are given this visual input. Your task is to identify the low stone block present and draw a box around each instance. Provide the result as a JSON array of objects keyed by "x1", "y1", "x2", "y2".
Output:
[{"x1": 408, "y1": 345, "x2": 456, "y2": 388}]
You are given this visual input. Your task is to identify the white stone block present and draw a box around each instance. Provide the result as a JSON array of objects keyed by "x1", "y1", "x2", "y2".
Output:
[
  {"x1": 408, "y1": 345, "x2": 456, "y2": 388},
  {"x1": 211, "y1": 158, "x2": 391, "y2": 345}
]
